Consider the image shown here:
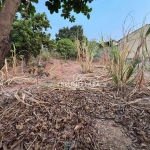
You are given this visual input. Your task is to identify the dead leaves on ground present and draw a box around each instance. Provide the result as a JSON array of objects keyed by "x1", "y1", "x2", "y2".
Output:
[{"x1": 0, "y1": 85, "x2": 150, "y2": 149}]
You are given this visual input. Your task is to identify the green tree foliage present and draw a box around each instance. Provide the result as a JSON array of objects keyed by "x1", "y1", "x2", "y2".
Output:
[
  {"x1": 56, "y1": 25, "x2": 84, "y2": 43},
  {"x1": 57, "y1": 38, "x2": 77, "y2": 59},
  {"x1": 0, "y1": 0, "x2": 38, "y2": 14},
  {"x1": 55, "y1": 27, "x2": 70, "y2": 41},
  {"x1": 70, "y1": 25, "x2": 84, "y2": 42},
  {"x1": 10, "y1": 12, "x2": 55, "y2": 62},
  {"x1": 1, "y1": 0, "x2": 93, "y2": 22},
  {"x1": 0, "y1": 0, "x2": 93, "y2": 70},
  {"x1": 45, "y1": 0, "x2": 93, "y2": 22}
]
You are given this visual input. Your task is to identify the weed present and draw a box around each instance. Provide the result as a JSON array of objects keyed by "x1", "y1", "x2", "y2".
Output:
[
  {"x1": 28, "y1": 61, "x2": 50, "y2": 85},
  {"x1": 77, "y1": 39, "x2": 100, "y2": 73},
  {"x1": 37, "y1": 49, "x2": 51, "y2": 62},
  {"x1": 10, "y1": 43, "x2": 17, "y2": 75},
  {"x1": 106, "y1": 23, "x2": 150, "y2": 88}
]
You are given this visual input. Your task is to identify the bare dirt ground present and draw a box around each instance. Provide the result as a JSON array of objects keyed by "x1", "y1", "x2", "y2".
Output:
[
  {"x1": 0, "y1": 58, "x2": 150, "y2": 150},
  {"x1": 1, "y1": 59, "x2": 81, "y2": 93}
]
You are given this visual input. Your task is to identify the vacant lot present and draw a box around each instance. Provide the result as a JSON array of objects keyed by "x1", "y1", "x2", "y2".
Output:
[{"x1": 0, "y1": 58, "x2": 150, "y2": 150}]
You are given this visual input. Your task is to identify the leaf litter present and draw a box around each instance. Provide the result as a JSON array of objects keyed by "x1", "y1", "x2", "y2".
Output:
[{"x1": 0, "y1": 71, "x2": 150, "y2": 149}]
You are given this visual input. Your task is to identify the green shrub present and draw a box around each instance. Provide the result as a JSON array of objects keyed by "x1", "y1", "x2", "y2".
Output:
[
  {"x1": 41, "y1": 50, "x2": 51, "y2": 61},
  {"x1": 56, "y1": 38, "x2": 77, "y2": 59}
]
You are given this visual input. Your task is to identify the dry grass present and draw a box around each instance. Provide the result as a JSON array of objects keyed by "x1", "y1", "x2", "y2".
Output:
[
  {"x1": 102, "y1": 24, "x2": 150, "y2": 89},
  {"x1": 76, "y1": 40, "x2": 94, "y2": 73},
  {"x1": 0, "y1": 59, "x2": 37, "y2": 88}
]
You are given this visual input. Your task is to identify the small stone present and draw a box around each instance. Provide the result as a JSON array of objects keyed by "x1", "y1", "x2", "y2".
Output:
[{"x1": 140, "y1": 143, "x2": 147, "y2": 149}]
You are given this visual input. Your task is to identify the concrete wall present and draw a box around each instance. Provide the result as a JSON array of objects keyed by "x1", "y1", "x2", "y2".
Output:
[{"x1": 119, "y1": 24, "x2": 150, "y2": 59}]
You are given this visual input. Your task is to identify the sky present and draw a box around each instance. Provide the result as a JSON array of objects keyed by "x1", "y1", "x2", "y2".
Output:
[{"x1": 34, "y1": 0, "x2": 150, "y2": 41}]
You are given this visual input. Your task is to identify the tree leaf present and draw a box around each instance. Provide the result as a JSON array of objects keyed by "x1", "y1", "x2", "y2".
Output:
[{"x1": 87, "y1": 13, "x2": 90, "y2": 19}]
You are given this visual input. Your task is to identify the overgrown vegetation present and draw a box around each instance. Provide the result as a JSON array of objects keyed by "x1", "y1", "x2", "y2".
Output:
[
  {"x1": 56, "y1": 25, "x2": 85, "y2": 43},
  {"x1": 1, "y1": 2, "x2": 150, "y2": 148},
  {"x1": 10, "y1": 12, "x2": 55, "y2": 64},
  {"x1": 107, "y1": 40, "x2": 138, "y2": 87},
  {"x1": 105, "y1": 24, "x2": 150, "y2": 88},
  {"x1": 54, "y1": 25, "x2": 90, "y2": 60},
  {"x1": 77, "y1": 39, "x2": 101, "y2": 73},
  {"x1": 56, "y1": 38, "x2": 77, "y2": 59}
]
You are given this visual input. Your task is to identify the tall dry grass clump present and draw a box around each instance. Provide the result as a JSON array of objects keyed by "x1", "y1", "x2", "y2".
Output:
[
  {"x1": 107, "y1": 22, "x2": 150, "y2": 88},
  {"x1": 76, "y1": 39, "x2": 91, "y2": 73},
  {"x1": 76, "y1": 39, "x2": 100, "y2": 73},
  {"x1": 0, "y1": 44, "x2": 38, "y2": 87}
]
